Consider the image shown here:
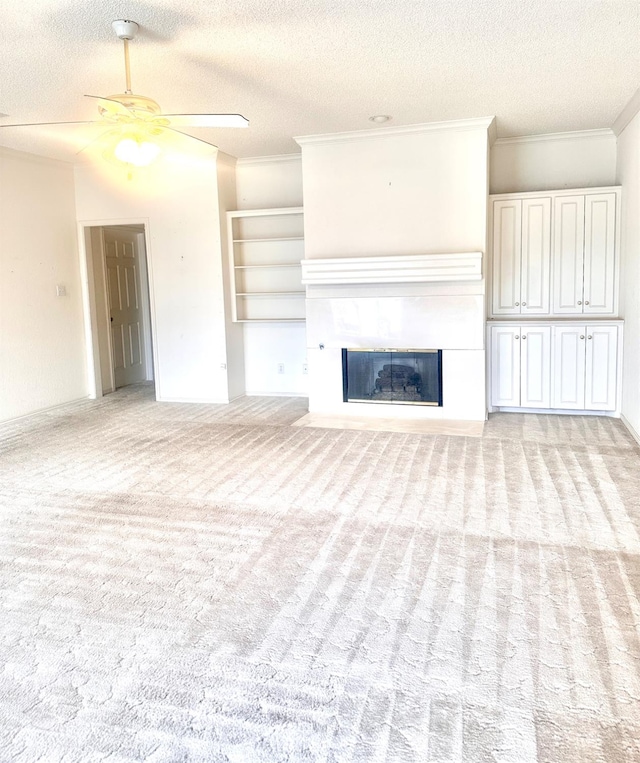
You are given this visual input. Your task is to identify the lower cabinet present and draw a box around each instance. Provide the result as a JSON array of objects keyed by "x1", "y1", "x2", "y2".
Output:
[
  {"x1": 552, "y1": 325, "x2": 618, "y2": 410},
  {"x1": 491, "y1": 325, "x2": 551, "y2": 408},
  {"x1": 490, "y1": 321, "x2": 620, "y2": 413}
]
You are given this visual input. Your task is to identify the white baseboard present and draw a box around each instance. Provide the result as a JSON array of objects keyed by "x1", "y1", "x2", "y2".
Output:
[
  {"x1": 493, "y1": 406, "x2": 619, "y2": 417},
  {"x1": 0, "y1": 396, "x2": 92, "y2": 426},
  {"x1": 621, "y1": 415, "x2": 640, "y2": 447}
]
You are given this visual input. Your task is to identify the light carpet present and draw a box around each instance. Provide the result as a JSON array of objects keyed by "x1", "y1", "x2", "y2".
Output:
[{"x1": 1, "y1": 383, "x2": 640, "y2": 762}]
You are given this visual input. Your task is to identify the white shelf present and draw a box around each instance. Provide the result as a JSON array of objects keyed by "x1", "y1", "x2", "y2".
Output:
[
  {"x1": 234, "y1": 263, "x2": 301, "y2": 269},
  {"x1": 236, "y1": 291, "x2": 306, "y2": 297},
  {"x1": 227, "y1": 206, "x2": 305, "y2": 322},
  {"x1": 233, "y1": 236, "x2": 304, "y2": 243},
  {"x1": 236, "y1": 319, "x2": 306, "y2": 323}
]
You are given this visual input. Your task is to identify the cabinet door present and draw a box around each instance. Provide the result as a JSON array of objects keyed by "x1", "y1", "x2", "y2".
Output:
[
  {"x1": 553, "y1": 196, "x2": 586, "y2": 314},
  {"x1": 520, "y1": 326, "x2": 551, "y2": 408},
  {"x1": 585, "y1": 325, "x2": 618, "y2": 411},
  {"x1": 552, "y1": 326, "x2": 586, "y2": 409},
  {"x1": 492, "y1": 200, "x2": 522, "y2": 315},
  {"x1": 521, "y1": 198, "x2": 551, "y2": 315},
  {"x1": 583, "y1": 193, "x2": 617, "y2": 315},
  {"x1": 491, "y1": 326, "x2": 521, "y2": 406}
]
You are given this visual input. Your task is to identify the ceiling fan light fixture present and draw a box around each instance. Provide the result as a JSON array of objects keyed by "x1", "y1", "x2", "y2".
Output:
[{"x1": 114, "y1": 136, "x2": 161, "y2": 167}]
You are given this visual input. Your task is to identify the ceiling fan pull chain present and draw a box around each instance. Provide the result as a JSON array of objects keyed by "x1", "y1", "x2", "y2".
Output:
[{"x1": 123, "y1": 38, "x2": 132, "y2": 94}]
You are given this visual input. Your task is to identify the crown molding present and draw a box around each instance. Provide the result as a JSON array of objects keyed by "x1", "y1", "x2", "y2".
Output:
[
  {"x1": 494, "y1": 128, "x2": 614, "y2": 146},
  {"x1": 295, "y1": 116, "x2": 496, "y2": 147},
  {"x1": 236, "y1": 153, "x2": 301, "y2": 166},
  {"x1": 613, "y1": 87, "x2": 640, "y2": 136},
  {"x1": 487, "y1": 118, "x2": 498, "y2": 147}
]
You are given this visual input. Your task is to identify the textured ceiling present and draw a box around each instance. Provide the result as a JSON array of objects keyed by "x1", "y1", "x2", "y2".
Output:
[{"x1": 0, "y1": 0, "x2": 638, "y2": 161}]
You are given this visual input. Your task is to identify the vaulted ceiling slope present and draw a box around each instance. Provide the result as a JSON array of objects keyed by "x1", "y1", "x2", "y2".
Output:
[{"x1": 0, "y1": 0, "x2": 637, "y2": 160}]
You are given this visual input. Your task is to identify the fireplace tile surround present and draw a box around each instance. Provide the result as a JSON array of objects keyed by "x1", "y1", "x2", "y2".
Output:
[{"x1": 302, "y1": 252, "x2": 487, "y2": 422}]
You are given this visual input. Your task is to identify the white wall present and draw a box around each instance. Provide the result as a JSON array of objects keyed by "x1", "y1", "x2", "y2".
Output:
[
  {"x1": 616, "y1": 112, "x2": 640, "y2": 441},
  {"x1": 491, "y1": 131, "x2": 617, "y2": 194},
  {"x1": 74, "y1": 153, "x2": 231, "y2": 404},
  {"x1": 217, "y1": 153, "x2": 246, "y2": 400},
  {"x1": 300, "y1": 125, "x2": 490, "y2": 258},
  {"x1": 235, "y1": 155, "x2": 308, "y2": 396},
  {"x1": 0, "y1": 148, "x2": 87, "y2": 421}
]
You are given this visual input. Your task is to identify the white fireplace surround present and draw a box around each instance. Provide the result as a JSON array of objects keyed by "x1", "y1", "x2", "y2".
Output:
[{"x1": 304, "y1": 252, "x2": 487, "y2": 421}]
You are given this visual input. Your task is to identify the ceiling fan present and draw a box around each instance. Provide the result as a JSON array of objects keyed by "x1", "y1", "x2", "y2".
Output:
[{"x1": 0, "y1": 19, "x2": 249, "y2": 168}]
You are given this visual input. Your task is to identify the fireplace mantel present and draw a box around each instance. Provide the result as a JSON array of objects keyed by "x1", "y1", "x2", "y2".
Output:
[{"x1": 301, "y1": 252, "x2": 482, "y2": 286}]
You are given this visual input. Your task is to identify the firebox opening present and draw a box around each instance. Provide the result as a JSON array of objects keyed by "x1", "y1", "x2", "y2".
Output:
[{"x1": 342, "y1": 349, "x2": 443, "y2": 406}]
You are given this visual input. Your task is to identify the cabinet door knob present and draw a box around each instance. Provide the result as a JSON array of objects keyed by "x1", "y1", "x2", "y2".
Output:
[
  {"x1": 515, "y1": 335, "x2": 520, "y2": 340},
  {"x1": 588, "y1": 335, "x2": 593, "y2": 340},
  {"x1": 578, "y1": 300, "x2": 582, "y2": 305},
  {"x1": 522, "y1": 301, "x2": 527, "y2": 306},
  {"x1": 585, "y1": 300, "x2": 590, "y2": 305},
  {"x1": 580, "y1": 335, "x2": 585, "y2": 340},
  {"x1": 522, "y1": 335, "x2": 527, "y2": 339},
  {"x1": 515, "y1": 302, "x2": 520, "y2": 306}
]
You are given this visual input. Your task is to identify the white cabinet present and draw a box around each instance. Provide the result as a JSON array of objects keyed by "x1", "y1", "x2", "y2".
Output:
[
  {"x1": 553, "y1": 191, "x2": 617, "y2": 315},
  {"x1": 491, "y1": 187, "x2": 620, "y2": 319},
  {"x1": 490, "y1": 321, "x2": 621, "y2": 414},
  {"x1": 552, "y1": 324, "x2": 618, "y2": 411},
  {"x1": 491, "y1": 197, "x2": 551, "y2": 316},
  {"x1": 490, "y1": 325, "x2": 551, "y2": 408},
  {"x1": 227, "y1": 207, "x2": 305, "y2": 323}
]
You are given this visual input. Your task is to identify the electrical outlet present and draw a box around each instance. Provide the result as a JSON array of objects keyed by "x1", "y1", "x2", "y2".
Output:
[
  {"x1": 277, "y1": 363, "x2": 285, "y2": 374},
  {"x1": 302, "y1": 363, "x2": 308, "y2": 374}
]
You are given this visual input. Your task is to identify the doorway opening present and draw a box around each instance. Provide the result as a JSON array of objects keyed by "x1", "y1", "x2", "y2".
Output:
[{"x1": 82, "y1": 224, "x2": 155, "y2": 397}]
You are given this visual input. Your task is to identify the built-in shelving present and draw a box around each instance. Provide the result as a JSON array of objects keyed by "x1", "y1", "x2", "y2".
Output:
[{"x1": 227, "y1": 207, "x2": 305, "y2": 322}]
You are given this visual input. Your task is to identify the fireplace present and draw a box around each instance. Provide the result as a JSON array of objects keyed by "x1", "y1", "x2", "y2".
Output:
[{"x1": 342, "y1": 349, "x2": 443, "y2": 406}]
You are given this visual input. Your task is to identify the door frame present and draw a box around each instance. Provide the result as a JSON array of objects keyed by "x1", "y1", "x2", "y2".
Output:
[{"x1": 78, "y1": 217, "x2": 159, "y2": 399}]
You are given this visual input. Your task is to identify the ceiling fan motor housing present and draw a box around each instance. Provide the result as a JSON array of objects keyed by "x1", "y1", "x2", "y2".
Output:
[{"x1": 112, "y1": 20, "x2": 139, "y2": 40}]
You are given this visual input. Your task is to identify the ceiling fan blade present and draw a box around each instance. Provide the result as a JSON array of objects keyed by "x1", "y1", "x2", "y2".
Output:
[
  {"x1": 0, "y1": 120, "x2": 98, "y2": 128},
  {"x1": 84, "y1": 94, "x2": 134, "y2": 118},
  {"x1": 161, "y1": 125, "x2": 219, "y2": 149},
  {"x1": 160, "y1": 114, "x2": 249, "y2": 129}
]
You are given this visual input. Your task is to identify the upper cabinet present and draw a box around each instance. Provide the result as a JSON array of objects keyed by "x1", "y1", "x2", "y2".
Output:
[
  {"x1": 491, "y1": 197, "x2": 551, "y2": 316},
  {"x1": 553, "y1": 192, "x2": 617, "y2": 314},
  {"x1": 490, "y1": 187, "x2": 620, "y2": 319}
]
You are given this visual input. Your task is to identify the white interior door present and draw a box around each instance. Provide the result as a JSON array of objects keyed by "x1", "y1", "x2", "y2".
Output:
[
  {"x1": 104, "y1": 229, "x2": 147, "y2": 389},
  {"x1": 491, "y1": 325, "x2": 521, "y2": 406},
  {"x1": 585, "y1": 325, "x2": 618, "y2": 411},
  {"x1": 551, "y1": 325, "x2": 586, "y2": 409},
  {"x1": 520, "y1": 326, "x2": 551, "y2": 408},
  {"x1": 521, "y1": 197, "x2": 551, "y2": 314},
  {"x1": 491, "y1": 200, "x2": 522, "y2": 315},
  {"x1": 583, "y1": 193, "x2": 617, "y2": 314}
]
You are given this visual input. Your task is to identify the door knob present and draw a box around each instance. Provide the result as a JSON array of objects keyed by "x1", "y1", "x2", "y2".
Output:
[
  {"x1": 515, "y1": 335, "x2": 520, "y2": 340},
  {"x1": 578, "y1": 300, "x2": 582, "y2": 305},
  {"x1": 585, "y1": 301, "x2": 590, "y2": 305},
  {"x1": 522, "y1": 301, "x2": 527, "y2": 306},
  {"x1": 522, "y1": 335, "x2": 527, "y2": 339},
  {"x1": 515, "y1": 302, "x2": 519, "y2": 306},
  {"x1": 580, "y1": 335, "x2": 585, "y2": 340},
  {"x1": 110, "y1": 316, "x2": 114, "y2": 322},
  {"x1": 588, "y1": 335, "x2": 593, "y2": 340}
]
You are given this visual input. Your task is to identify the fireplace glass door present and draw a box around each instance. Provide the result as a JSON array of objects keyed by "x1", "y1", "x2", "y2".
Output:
[{"x1": 342, "y1": 349, "x2": 443, "y2": 406}]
